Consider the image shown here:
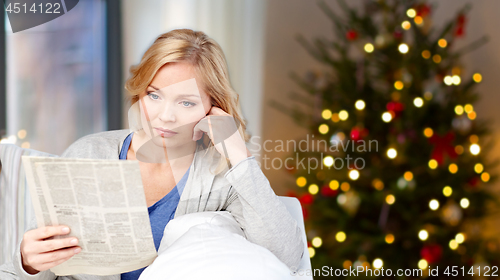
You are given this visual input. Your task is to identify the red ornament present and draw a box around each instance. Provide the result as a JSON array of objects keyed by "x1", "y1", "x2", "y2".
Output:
[
  {"x1": 468, "y1": 176, "x2": 480, "y2": 188},
  {"x1": 350, "y1": 127, "x2": 361, "y2": 141},
  {"x1": 386, "y1": 101, "x2": 405, "y2": 117},
  {"x1": 393, "y1": 30, "x2": 403, "y2": 40},
  {"x1": 420, "y1": 244, "x2": 443, "y2": 264},
  {"x1": 321, "y1": 185, "x2": 338, "y2": 197},
  {"x1": 346, "y1": 29, "x2": 358, "y2": 41},
  {"x1": 299, "y1": 193, "x2": 314, "y2": 205},
  {"x1": 455, "y1": 14, "x2": 466, "y2": 37},
  {"x1": 428, "y1": 131, "x2": 458, "y2": 165},
  {"x1": 350, "y1": 127, "x2": 370, "y2": 141},
  {"x1": 416, "y1": 4, "x2": 431, "y2": 17}
]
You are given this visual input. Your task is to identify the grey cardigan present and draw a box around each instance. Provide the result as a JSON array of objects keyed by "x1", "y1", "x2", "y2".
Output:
[{"x1": 0, "y1": 129, "x2": 304, "y2": 279}]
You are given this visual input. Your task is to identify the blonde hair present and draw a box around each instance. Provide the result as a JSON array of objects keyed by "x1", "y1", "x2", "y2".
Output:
[{"x1": 124, "y1": 29, "x2": 250, "y2": 174}]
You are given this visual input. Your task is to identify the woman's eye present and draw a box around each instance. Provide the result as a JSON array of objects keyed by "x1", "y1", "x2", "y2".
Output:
[
  {"x1": 147, "y1": 92, "x2": 160, "y2": 100},
  {"x1": 181, "y1": 101, "x2": 196, "y2": 107}
]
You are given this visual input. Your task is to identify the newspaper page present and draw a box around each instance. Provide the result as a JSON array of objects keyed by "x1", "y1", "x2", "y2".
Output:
[{"x1": 21, "y1": 156, "x2": 157, "y2": 276}]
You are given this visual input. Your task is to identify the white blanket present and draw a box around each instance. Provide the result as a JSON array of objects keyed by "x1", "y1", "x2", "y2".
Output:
[{"x1": 138, "y1": 211, "x2": 296, "y2": 280}]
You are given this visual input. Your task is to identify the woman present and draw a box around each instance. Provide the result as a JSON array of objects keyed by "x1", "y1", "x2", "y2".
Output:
[{"x1": 1, "y1": 29, "x2": 304, "y2": 280}]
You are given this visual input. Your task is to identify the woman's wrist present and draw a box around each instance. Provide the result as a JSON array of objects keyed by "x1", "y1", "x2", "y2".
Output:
[{"x1": 21, "y1": 251, "x2": 40, "y2": 275}]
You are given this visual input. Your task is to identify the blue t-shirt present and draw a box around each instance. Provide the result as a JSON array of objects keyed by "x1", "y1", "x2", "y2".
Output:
[{"x1": 119, "y1": 132, "x2": 190, "y2": 280}]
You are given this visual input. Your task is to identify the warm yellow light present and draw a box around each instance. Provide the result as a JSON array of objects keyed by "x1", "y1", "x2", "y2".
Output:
[
  {"x1": 456, "y1": 233, "x2": 465, "y2": 244},
  {"x1": 473, "y1": 73, "x2": 482, "y2": 83},
  {"x1": 372, "y1": 178, "x2": 384, "y2": 191},
  {"x1": 385, "y1": 233, "x2": 395, "y2": 244},
  {"x1": 438, "y1": 39, "x2": 448, "y2": 48},
  {"x1": 323, "y1": 156, "x2": 334, "y2": 167},
  {"x1": 336, "y1": 231, "x2": 346, "y2": 242},
  {"x1": 322, "y1": 109, "x2": 332, "y2": 119},
  {"x1": 419, "y1": 229, "x2": 429, "y2": 240},
  {"x1": 404, "y1": 171, "x2": 413, "y2": 181},
  {"x1": 481, "y1": 172, "x2": 490, "y2": 182},
  {"x1": 329, "y1": 180, "x2": 339, "y2": 190},
  {"x1": 373, "y1": 258, "x2": 383, "y2": 269},
  {"x1": 337, "y1": 132, "x2": 345, "y2": 141},
  {"x1": 424, "y1": 91, "x2": 433, "y2": 100},
  {"x1": 460, "y1": 198, "x2": 470, "y2": 208},
  {"x1": 398, "y1": 43, "x2": 409, "y2": 54},
  {"x1": 474, "y1": 163, "x2": 484, "y2": 174},
  {"x1": 433, "y1": 54, "x2": 442, "y2": 63},
  {"x1": 355, "y1": 100, "x2": 366, "y2": 110},
  {"x1": 312, "y1": 236, "x2": 323, "y2": 248},
  {"x1": 407, "y1": 8, "x2": 416, "y2": 18},
  {"x1": 444, "y1": 75, "x2": 453, "y2": 86},
  {"x1": 449, "y1": 239, "x2": 458, "y2": 250},
  {"x1": 331, "y1": 113, "x2": 340, "y2": 122},
  {"x1": 428, "y1": 159, "x2": 438, "y2": 169},
  {"x1": 296, "y1": 177, "x2": 307, "y2": 187},
  {"x1": 319, "y1": 124, "x2": 329, "y2": 134},
  {"x1": 414, "y1": 97, "x2": 424, "y2": 107},
  {"x1": 418, "y1": 259, "x2": 428, "y2": 270},
  {"x1": 382, "y1": 112, "x2": 393, "y2": 122},
  {"x1": 449, "y1": 163, "x2": 458, "y2": 174},
  {"x1": 455, "y1": 105, "x2": 464, "y2": 115},
  {"x1": 339, "y1": 110, "x2": 349, "y2": 121},
  {"x1": 469, "y1": 134, "x2": 478, "y2": 143},
  {"x1": 309, "y1": 184, "x2": 319, "y2": 195},
  {"x1": 402, "y1": 21, "x2": 411, "y2": 30},
  {"x1": 450, "y1": 67, "x2": 461, "y2": 77},
  {"x1": 308, "y1": 247, "x2": 316, "y2": 258},
  {"x1": 455, "y1": 145, "x2": 464, "y2": 155},
  {"x1": 17, "y1": 129, "x2": 27, "y2": 139},
  {"x1": 464, "y1": 104, "x2": 473, "y2": 113},
  {"x1": 340, "y1": 182, "x2": 350, "y2": 192},
  {"x1": 364, "y1": 43, "x2": 375, "y2": 53},
  {"x1": 452, "y1": 75, "x2": 461, "y2": 85},
  {"x1": 422, "y1": 50, "x2": 431, "y2": 59},
  {"x1": 429, "y1": 199, "x2": 440, "y2": 210},
  {"x1": 423, "y1": 127, "x2": 433, "y2": 138},
  {"x1": 467, "y1": 111, "x2": 477, "y2": 120},
  {"x1": 349, "y1": 170, "x2": 360, "y2": 180},
  {"x1": 414, "y1": 16, "x2": 423, "y2": 25},
  {"x1": 343, "y1": 260, "x2": 352, "y2": 269},
  {"x1": 470, "y1": 144, "x2": 480, "y2": 155},
  {"x1": 394, "y1": 81, "x2": 404, "y2": 90},
  {"x1": 387, "y1": 148, "x2": 397, "y2": 159},
  {"x1": 443, "y1": 186, "x2": 453, "y2": 197},
  {"x1": 386, "y1": 194, "x2": 395, "y2": 205}
]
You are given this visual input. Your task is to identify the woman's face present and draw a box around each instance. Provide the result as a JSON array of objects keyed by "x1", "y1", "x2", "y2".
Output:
[{"x1": 138, "y1": 61, "x2": 212, "y2": 149}]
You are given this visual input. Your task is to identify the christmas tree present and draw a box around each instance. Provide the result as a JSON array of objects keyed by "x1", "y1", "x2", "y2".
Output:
[{"x1": 270, "y1": 0, "x2": 500, "y2": 278}]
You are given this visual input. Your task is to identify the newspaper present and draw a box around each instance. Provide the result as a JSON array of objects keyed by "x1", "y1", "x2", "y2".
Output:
[{"x1": 21, "y1": 156, "x2": 157, "y2": 276}]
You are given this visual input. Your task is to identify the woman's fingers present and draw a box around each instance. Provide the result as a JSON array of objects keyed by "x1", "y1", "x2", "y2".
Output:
[
  {"x1": 39, "y1": 237, "x2": 79, "y2": 253},
  {"x1": 20, "y1": 225, "x2": 80, "y2": 273},
  {"x1": 192, "y1": 118, "x2": 209, "y2": 141},
  {"x1": 193, "y1": 115, "x2": 240, "y2": 143},
  {"x1": 33, "y1": 246, "x2": 81, "y2": 272},
  {"x1": 26, "y1": 225, "x2": 69, "y2": 241}
]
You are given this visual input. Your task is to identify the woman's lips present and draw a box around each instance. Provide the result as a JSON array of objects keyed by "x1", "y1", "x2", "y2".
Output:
[{"x1": 154, "y1": 128, "x2": 178, "y2": 138}]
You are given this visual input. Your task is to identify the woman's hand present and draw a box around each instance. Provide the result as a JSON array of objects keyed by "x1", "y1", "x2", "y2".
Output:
[
  {"x1": 192, "y1": 106, "x2": 251, "y2": 166},
  {"x1": 20, "y1": 225, "x2": 81, "y2": 274}
]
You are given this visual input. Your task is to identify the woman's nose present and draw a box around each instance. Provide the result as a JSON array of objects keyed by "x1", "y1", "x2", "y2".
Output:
[{"x1": 158, "y1": 104, "x2": 176, "y2": 123}]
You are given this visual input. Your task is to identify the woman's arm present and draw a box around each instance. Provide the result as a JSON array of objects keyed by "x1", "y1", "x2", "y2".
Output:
[{"x1": 222, "y1": 156, "x2": 305, "y2": 271}]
